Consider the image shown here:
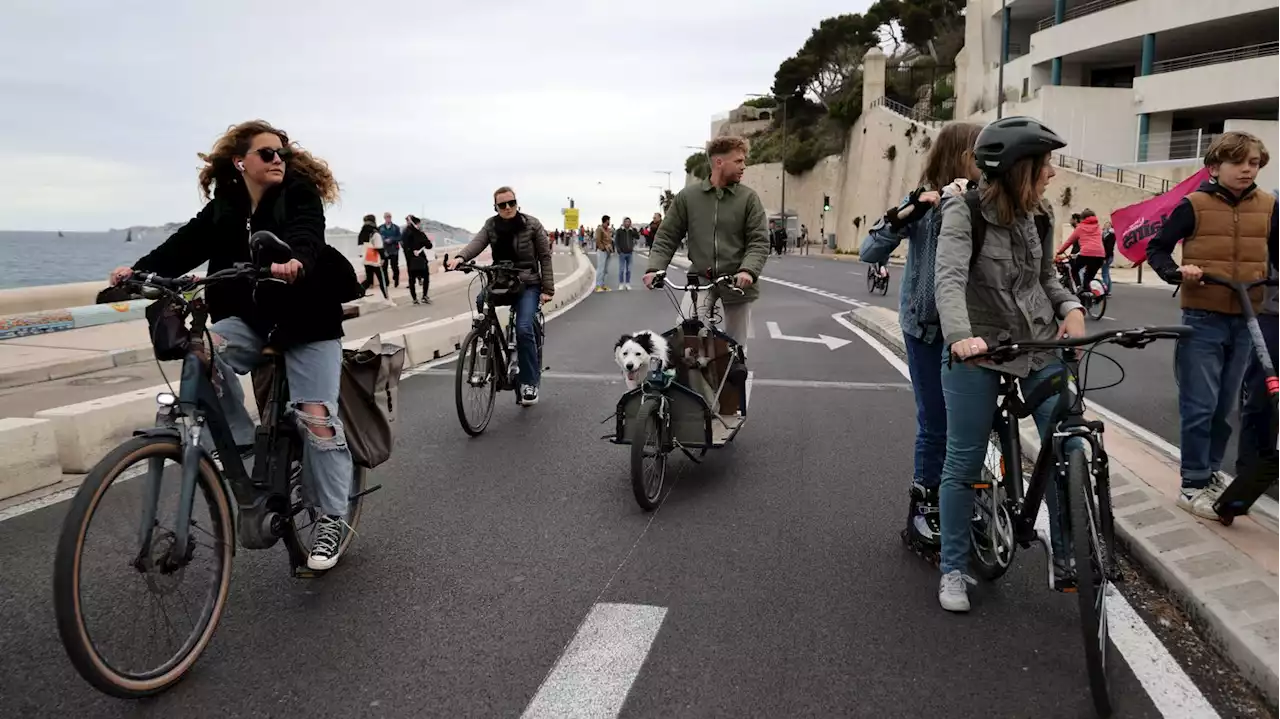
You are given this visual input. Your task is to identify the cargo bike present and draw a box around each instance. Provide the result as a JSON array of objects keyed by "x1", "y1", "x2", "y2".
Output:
[{"x1": 604, "y1": 270, "x2": 751, "y2": 510}]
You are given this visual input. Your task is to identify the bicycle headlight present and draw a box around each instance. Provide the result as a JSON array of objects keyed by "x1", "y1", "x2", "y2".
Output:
[{"x1": 156, "y1": 392, "x2": 177, "y2": 407}]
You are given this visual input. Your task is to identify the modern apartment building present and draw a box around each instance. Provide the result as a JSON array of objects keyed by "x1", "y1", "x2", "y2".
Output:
[{"x1": 955, "y1": 0, "x2": 1279, "y2": 187}]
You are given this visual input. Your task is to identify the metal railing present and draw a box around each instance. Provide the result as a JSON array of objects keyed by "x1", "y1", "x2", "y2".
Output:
[
  {"x1": 871, "y1": 97, "x2": 1173, "y2": 194},
  {"x1": 1140, "y1": 129, "x2": 1220, "y2": 161},
  {"x1": 1036, "y1": 0, "x2": 1135, "y2": 31},
  {"x1": 1152, "y1": 41, "x2": 1279, "y2": 74}
]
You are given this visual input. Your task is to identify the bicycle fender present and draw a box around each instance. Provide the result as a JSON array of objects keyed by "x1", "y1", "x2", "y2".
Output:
[{"x1": 131, "y1": 426, "x2": 240, "y2": 554}]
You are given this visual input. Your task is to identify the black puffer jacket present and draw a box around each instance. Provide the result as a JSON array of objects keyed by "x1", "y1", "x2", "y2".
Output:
[
  {"x1": 401, "y1": 224, "x2": 433, "y2": 271},
  {"x1": 132, "y1": 171, "x2": 359, "y2": 347}
]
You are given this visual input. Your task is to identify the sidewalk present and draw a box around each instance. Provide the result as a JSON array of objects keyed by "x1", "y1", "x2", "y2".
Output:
[
  {"x1": 0, "y1": 258, "x2": 489, "y2": 391},
  {"x1": 847, "y1": 304, "x2": 1279, "y2": 705}
]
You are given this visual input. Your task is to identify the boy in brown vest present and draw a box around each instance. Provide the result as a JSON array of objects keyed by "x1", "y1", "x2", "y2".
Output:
[{"x1": 1147, "y1": 132, "x2": 1278, "y2": 519}]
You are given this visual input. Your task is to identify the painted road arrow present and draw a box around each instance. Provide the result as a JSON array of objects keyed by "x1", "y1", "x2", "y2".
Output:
[{"x1": 765, "y1": 321, "x2": 852, "y2": 350}]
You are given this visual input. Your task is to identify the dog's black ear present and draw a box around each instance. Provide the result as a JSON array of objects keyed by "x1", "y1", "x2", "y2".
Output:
[
  {"x1": 615, "y1": 334, "x2": 633, "y2": 349},
  {"x1": 633, "y1": 333, "x2": 655, "y2": 353}
]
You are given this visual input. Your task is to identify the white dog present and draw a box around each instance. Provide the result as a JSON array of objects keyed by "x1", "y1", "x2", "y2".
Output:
[{"x1": 614, "y1": 331, "x2": 670, "y2": 390}]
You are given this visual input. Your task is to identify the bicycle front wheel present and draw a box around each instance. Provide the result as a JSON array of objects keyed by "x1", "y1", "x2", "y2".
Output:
[
  {"x1": 879, "y1": 273, "x2": 891, "y2": 296},
  {"x1": 866, "y1": 268, "x2": 876, "y2": 293},
  {"x1": 53, "y1": 435, "x2": 233, "y2": 698},
  {"x1": 1066, "y1": 447, "x2": 1113, "y2": 717},
  {"x1": 455, "y1": 327, "x2": 498, "y2": 436},
  {"x1": 630, "y1": 398, "x2": 669, "y2": 511}
]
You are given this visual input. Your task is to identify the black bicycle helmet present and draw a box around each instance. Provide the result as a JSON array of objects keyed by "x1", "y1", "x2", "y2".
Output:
[{"x1": 973, "y1": 116, "x2": 1067, "y2": 177}]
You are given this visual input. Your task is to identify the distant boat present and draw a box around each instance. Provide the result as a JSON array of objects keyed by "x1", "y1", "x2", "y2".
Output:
[
  {"x1": 58, "y1": 231, "x2": 64, "y2": 238},
  {"x1": 125, "y1": 229, "x2": 133, "y2": 243}
]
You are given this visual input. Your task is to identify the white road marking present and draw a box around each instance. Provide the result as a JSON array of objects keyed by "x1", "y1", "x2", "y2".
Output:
[
  {"x1": 520, "y1": 602, "x2": 668, "y2": 719},
  {"x1": 841, "y1": 309, "x2": 1219, "y2": 719},
  {"x1": 765, "y1": 321, "x2": 852, "y2": 350},
  {"x1": 830, "y1": 312, "x2": 909, "y2": 376}
]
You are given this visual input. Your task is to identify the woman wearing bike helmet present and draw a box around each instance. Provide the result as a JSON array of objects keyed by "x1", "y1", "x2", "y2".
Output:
[
  {"x1": 108, "y1": 120, "x2": 361, "y2": 572},
  {"x1": 933, "y1": 116, "x2": 1086, "y2": 612}
]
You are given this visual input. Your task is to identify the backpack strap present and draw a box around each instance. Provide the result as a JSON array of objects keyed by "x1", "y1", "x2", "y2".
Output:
[{"x1": 963, "y1": 189, "x2": 986, "y2": 270}]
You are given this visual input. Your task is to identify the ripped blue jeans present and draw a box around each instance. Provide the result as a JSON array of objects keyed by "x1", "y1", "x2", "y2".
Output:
[{"x1": 210, "y1": 317, "x2": 353, "y2": 518}]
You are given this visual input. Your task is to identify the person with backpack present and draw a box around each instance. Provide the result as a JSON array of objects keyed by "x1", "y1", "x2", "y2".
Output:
[
  {"x1": 400, "y1": 214, "x2": 434, "y2": 304},
  {"x1": 859, "y1": 121, "x2": 984, "y2": 563},
  {"x1": 933, "y1": 116, "x2": 1086, "y2": 612},
  {"x1": 358, "y1": 214, "x2": 388, "y2": 299}
]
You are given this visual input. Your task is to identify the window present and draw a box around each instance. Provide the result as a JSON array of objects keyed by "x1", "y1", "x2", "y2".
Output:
[{"x1": 1089, "y1": 65, "x2": 1136, "y2": 88}]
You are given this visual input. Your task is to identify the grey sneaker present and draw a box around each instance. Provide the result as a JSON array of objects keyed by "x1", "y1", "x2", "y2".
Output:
[
  {"x1": 307, "y1": 515, "x2": 346, "y2": 571},
  {"x1": 939, "y1": 570, "x2": 977, "y2": 613}
]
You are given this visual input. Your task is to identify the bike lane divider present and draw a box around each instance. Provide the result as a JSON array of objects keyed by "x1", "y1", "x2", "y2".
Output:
[
  {"x1": 840, "y1": 304, "x2": 1260, "y2": 717},
  {"x1": 0, "y1": 248, "x2": 598, "y2": 521},
  {"x1": 519, "y1": 602, "x2": 668, "y2": 719}
]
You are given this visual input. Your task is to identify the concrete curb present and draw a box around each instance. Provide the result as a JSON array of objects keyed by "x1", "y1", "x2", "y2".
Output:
[
  {"x1": 845, "y1": 305, "x2": 1279, "y2": 707},
  {"x1": 0, "y1": 246, "x2": 596, "y2": 502}
]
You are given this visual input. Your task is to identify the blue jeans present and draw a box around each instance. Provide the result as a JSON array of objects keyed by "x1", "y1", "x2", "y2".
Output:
[
  {"x1": 904, "y1": 333, "x2": 947, "y2": 489},
  {"x1": 595, "y1": 251, "x2": 613, "y2": 287},
  {"x1": 210, "y1": 318, "x2": 353, "y2": 518},
  {"x1": 1177, "y1": 309, "x2": 1253, "y2": 488},
  {"x1": 618, "y1": 252, "x2": 633, "y2": 284},
  {"x1": 938, "y1": 359, "x2": 1072, "y2": 575},
  {"x1": 1101, "y1": 256, "x2": 1113, "y2": 292},
  {"x1": 475, "y1": 286, "x2": 542, "y2": 388},
  {"x1": 1237, "y1": 313, "x2": 1278, "y2": 476}
]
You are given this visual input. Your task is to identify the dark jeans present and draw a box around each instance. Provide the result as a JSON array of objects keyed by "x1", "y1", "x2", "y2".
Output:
[
  {"x1": 1076, "y1": 256, "x2": 1104, "y2": 290},
  {"x1": 382, "y1": 253, "x2": 400, "y2": 286},
  {"x1": 1236, "y1": 313, "x2": 1278, "y2": 476},
  {"x1": 361, "y1": 264, "x2": 387, "y2": 298},
  {"x1": 407, "y1": 268, "x2": 429, "y2": 302},
  {"x1": 904, "y1": 333, "x2": 947, "y2": 489},
  {"x1": 1176, "y1": 309, "x2": 1252, "y2": 489},
  {"x1": 475, "y1": 286, "x2": 541, "y2": 388}
]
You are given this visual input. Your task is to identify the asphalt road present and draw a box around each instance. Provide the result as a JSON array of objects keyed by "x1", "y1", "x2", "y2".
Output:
[{"x1": 0, "y1": 253, "x2": 1256, "y2": 717}]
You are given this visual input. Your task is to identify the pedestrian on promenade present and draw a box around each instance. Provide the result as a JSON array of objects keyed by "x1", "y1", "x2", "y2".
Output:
[
  {"x1": 614, "y1": 217, "x2": 640, "y2": 290},
  {"x1": 401, "y1": 214, "x2": 433, "y2": 304},
  {"x1": 378, "y1": 212, "x2": 402, "y2": 288},
  {"x1": 109, "y1": 119, "x2": 360, "y2": 571},
  {"x1": 858, "y1": 120, "x2": 983, "y2": 567},
  {"x1": 799, "y1": 224, "x2": 808, "y2": 250},
  {"x1": 643, "y1": 134, "x2": 769, "y2": 360},
  {"x1": 934, "y1": 116, "x2": 1084, "y2": 612},
  {"x1": 769, "y1": 219, "x2": 786, "y2": 256},
  {"x1": 647, "y1": 212, "x2": 661, "y2": 250},
  {"x1": 1147, "y1": 131, "x2": 1278, "y2": 519},
  {"x1": 359, "y1": 214, "x2": 389, "y2": 299},
  {"x1": 1100, "y1": 221, "x2": 1116, "y2": 293},
  {"x1": 594, "y1": 215, "x2": 614, "y2": 292}
]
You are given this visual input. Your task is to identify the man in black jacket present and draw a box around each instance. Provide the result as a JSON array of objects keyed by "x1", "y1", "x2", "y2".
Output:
[
  {"x1": 614, "y1": 217, "x2": 640, "y2": 290},
  {"x1": 401, "y1": 215, "x2": 434, "y2": 304}
]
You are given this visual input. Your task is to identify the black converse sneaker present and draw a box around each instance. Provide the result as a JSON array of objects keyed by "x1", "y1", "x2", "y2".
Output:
[{"x1": 307, "y1": 515, "x2": 346, "y2": 571}]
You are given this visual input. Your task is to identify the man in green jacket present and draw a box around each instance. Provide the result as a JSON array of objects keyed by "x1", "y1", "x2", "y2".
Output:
[{"x1": 642, "y1": 135, "x2": 770, "y2": 351}]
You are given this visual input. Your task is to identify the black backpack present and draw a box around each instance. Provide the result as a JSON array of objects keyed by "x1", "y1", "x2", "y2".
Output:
[{"x1": 962, "y1": 189, "x2": 1051, "y2": 269}]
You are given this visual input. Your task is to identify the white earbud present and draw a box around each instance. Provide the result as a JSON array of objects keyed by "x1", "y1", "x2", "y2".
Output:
[{"x1": 236, "y1": 162, "x2": 245, "y2": 172}]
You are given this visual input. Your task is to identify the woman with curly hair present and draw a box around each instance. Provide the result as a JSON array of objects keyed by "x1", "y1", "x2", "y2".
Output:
[{"x1": 109, "y1": 120, "x2": 361, "y2": 571}]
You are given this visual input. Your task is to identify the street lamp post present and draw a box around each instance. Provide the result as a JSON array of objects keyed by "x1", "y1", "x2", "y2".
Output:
[{"x1": 652, "y1": 170, "x2": 672, "y2": 192}]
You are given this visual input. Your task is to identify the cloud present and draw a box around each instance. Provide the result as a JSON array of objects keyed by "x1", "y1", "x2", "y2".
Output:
[{"x1": 0, "y1": 0, "x2": 873, "y2": 233}]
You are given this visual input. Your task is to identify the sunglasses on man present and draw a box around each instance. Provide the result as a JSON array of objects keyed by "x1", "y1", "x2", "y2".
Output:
[{"x1": 495, "y1": 199, "x2": 518, "y2": 211}]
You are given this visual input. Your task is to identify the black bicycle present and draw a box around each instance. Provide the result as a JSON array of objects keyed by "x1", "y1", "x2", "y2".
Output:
[
  {"x1": 450, "y1": 258, "x2": 546, "y2": 436},
  {"x1": 1056, "y1": 255, "x2": 1108, "y2": 321},
  {"x1": 963, "y1": 324, "x2": 1190, "y2": 717},
  {"x1": 52, "y1": 233, "x2": 376, "y2": 698},
  {"x1": 866, "y1": 262, "x2": 890, "y2": 295}
]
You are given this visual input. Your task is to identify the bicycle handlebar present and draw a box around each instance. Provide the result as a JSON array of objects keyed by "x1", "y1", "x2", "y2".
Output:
[
  {"x1": 648, "y1": 269, "x2": 746, "y2": 296},
  {"x1": 126, "y1": 264, "x2": 262, "y2": 298},
  {"x1": 967, "y1": 325, "x2": 1192, "y2": 364}
]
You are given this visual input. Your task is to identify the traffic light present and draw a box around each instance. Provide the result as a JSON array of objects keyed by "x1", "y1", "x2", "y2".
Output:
[{"x1": 823, "y1": 195, "x2": 831, "y2": 212}]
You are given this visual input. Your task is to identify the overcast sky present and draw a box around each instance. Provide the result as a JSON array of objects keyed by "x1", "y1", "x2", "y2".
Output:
[{"x1": 1, "y1": 0, "x2": 873, "y2": 234}]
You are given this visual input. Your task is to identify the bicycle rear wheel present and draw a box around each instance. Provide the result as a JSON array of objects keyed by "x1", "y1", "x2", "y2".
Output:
[
  {"x1": 630, "y1": 398, "x2": 669, "y2": 511},
  {"x1": 455, "y1": 327, "x2": 498, "y2": 436},
  {"x1": 879, "y1": 274, "x2": 891, "y2": 296},
  {"x1": 971, "y1": 431, "x2": 1016, "y2": 581},
  {"x1": 1087, "y1": 294, "x2": 1107, "y2": 321},
  {"x1": 53, "y1": 435, "x2": 233, "y2": 698},
  {"x1": 866, "y1": 267, "x2": 876, "y2": 293},
  {"x1": 1066, "y1": 447, "x2": 1113, "y2": 717},
  {"x1": 285, "y1": 446, "x2": 368, "y2": 562}
]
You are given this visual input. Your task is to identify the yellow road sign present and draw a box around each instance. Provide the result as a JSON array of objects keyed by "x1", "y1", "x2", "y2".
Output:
[{"x1": 563, "y1": 208, "x2": 579, "y2": 230}]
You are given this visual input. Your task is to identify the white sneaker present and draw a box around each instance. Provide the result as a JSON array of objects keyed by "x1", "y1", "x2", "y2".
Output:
[
  {"x1": 1177, "y1": 475, "x2": 1228, "y2": 520},
  {"x1": 939, "y1": 570, "x2": 977, "y2": 612}
]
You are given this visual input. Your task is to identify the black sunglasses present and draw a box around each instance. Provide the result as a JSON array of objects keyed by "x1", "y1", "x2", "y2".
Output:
[
  {"x1": 495, "y1": 199, "x2": 518, "y2": 210},
  {"x1": 252, "y1": 146, "x2": 293, "y2": 163}
]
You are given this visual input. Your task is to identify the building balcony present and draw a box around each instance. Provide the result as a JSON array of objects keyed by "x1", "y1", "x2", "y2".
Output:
[{"x1": 1134, "y1": 51, "x2": 1279, "y2": 115}]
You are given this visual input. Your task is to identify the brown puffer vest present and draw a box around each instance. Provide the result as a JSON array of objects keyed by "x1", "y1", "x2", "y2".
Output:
[{"x1": 1181, "y1": 185, "x2": 1275, "y2": 314}]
